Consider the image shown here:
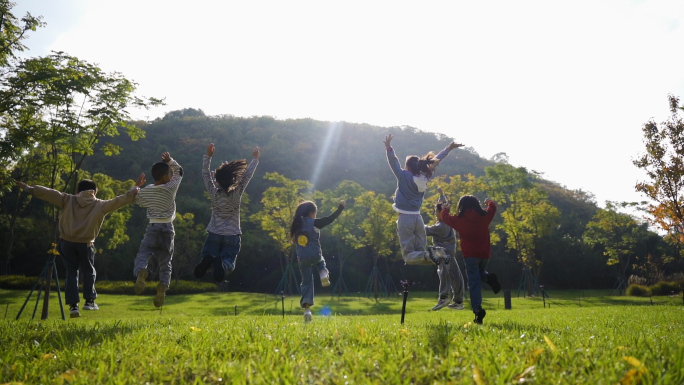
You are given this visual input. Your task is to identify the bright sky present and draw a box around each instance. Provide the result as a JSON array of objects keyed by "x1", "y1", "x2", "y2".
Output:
[{"x1": 15, "y1": 0, "x2": 684, "y2": 209}]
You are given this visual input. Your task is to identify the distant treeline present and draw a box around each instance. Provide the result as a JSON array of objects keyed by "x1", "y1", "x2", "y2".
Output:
[{"x1": 2, "y1": 109, "x2": 679, "y2": 293}]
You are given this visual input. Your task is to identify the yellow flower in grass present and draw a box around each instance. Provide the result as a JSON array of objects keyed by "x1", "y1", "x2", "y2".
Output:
[
  {"x1": 619, "y1": 356, "x2": 648, "y2": 385},
  {"x1": 189, "y1": 326, "x2": 201, "y2": 332}
]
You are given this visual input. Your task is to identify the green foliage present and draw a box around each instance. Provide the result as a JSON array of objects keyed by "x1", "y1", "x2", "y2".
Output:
[
  {"x1": 626, "y1": 284, "x2": 650, "y2": 297},
  {"x1": 0, "y1": 276, "x2": 217, "y2": 294},
  {"x1": 250, "y1": 172, "x2": 312, "y2": 257},
  {"x1": 634, "y1": 94, "x2": 684, "y2": 248},
  {"x1": 0, "y1": 1, "x2": 44, "y2": 68},
  {"x1": 649, "y1": 281, "x2": 683, "y2": 296}
]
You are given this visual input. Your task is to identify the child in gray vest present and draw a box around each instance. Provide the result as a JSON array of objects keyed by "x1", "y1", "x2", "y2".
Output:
[
  {"x1": 384, "y1": 133, "x2": 462, "y2": 265},
  {"x1": 289, "y1": 200, "x2": 345, "y2": 323},
  {"x1": 425, "y1": 187, "x2": 465, "y2": 311}
]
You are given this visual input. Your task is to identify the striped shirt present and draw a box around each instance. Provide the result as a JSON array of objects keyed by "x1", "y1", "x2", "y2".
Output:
[
  {"x1": 203, "y1": 155, "x2": 258, "y2": 235},
  {"x1": 136, "y1": 159, "x2": 183, "y2": 222}
]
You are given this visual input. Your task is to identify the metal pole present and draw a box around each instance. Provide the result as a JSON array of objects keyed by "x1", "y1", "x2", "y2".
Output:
[
  {"x1": 234, "y1": 305, "x2": 237, "y2": 316},
  {"x1": 400, "y1": 280, "x2": 413, "y2": 325},
  {"x1": 281, "y1": 291, "x2": 285, "y2": 319}
]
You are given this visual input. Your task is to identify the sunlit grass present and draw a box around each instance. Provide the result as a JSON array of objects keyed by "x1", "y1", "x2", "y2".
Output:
[{"x1": 1, "y1": 289, "x2": 682, "y2": 384}]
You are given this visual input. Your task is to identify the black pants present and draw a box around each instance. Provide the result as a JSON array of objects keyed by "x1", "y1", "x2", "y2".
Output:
[{"x1": 58, "y1": 239, "x2": 96, "y2": 305}]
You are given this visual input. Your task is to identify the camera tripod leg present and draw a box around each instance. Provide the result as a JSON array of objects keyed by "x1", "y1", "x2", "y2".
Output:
[{"x1": 15, "y1": 263, "x2": 48, "y2": 320}]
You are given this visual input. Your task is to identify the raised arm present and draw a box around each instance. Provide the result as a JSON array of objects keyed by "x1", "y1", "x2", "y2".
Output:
[
  {"x1": 384, "y1": 134, "x2": 402, "y2": 178},
  {"x1": 101, "y1": 174, "x2": 145, "y2": 213},
  {"x1": 484, "y1": 199, "x2": 497, "y2": 223},
  {"x1": 433, "y1": 141, "x2": 464, "y2": 166},
  {"x1": 202, "y1": 143, "x2": 219, "y2": 196},
  {"x1": 237, "y1": 146, "x2": 260, "y2": 195},
  {"x1": 314, "y1": 201, "x2": 345, "y2": 229},
  {"x1": 163, "y1": 152, "x2": 183, "y2": 192}
]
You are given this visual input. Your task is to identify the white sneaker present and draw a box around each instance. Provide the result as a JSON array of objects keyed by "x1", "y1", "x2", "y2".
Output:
[
  {"x1": 83, "y1": 300, "x2": 99, "y2": 310},
  {"x1": 304, "y1": 310, "x2": 312, "y2": 323},
  {"x1": 432, "y1": 298, "x2": 449, "y2": 311},
  {"x1": 319, "y1": 269, "x2": 331, "y2": 287},
  {"x1": 448, "y1": 302, "x2": 465, "y2": 310}
]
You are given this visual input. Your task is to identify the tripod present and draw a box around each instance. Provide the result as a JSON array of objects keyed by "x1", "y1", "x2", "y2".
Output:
[{"x1": 16, "y1": 255, "x2": 66, "y2": 320}]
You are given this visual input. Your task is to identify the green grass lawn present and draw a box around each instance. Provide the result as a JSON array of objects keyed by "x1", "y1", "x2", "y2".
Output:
[{"x1": 1, "y1": 288, "x2": 683, "y2": 384}]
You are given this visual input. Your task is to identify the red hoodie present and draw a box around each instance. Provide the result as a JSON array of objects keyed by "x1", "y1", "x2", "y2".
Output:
[{"x1": 440, "y1": 200, "x2": 497, "y2": 259}]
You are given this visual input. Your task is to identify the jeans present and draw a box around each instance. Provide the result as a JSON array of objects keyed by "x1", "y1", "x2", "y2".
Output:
[
  {"x1": 58, "y1": 239, "x2": 96, "y2": 305},
  {"x1": 298, "y1": 255, "x2": 327, "y2": 308},
  {"x1": 465, "y1": 257, "x2": 490, "y2": 313},
  {"x1": 200, "y1": 233, "x2": 240, "y2": 281},
  {"x1": 438, "y1": 251, "x2": 465, "y2": 303},
  {"x1": 133, "y1": 223, "x2": 175, "y2": 287}
]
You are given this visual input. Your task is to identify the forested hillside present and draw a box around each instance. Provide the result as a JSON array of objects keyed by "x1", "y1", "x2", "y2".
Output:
[{"x1": 3, "y1": 109, "x2": 678, "y2": 294}]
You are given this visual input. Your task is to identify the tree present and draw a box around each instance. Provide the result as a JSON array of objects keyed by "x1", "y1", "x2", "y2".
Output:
[
  {"x1": 0, "y1": 1, "x2": 44, "y2": 68},
  {"x1": 314, "y1": 180, "x2": 367, "y2": 295},
  {"x1": 349, "y1": 190, "x2": 396, "y2": 297},
  {"x1": 250, "y1": 172, "x2": 311, "y2": 293},
  {"x1": 483, "y1": 163, "x2": 560, "y2": 290},
  {"x1": 90, "y1": 173, "x2": 138, "y2": 280},
  {"x1": 584, "y1": 202, "x2": 648, "y2": 292},
  {"x1": 634, "y1": 94, "x2": 684, "y2": 261}
]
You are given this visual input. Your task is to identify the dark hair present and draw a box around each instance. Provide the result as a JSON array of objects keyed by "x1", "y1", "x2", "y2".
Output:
[
  {"x1": 151, "y1": 161, "x2": 171, "y2": 182},
  {"x1": 435, "y1": 202, "x2": 444, "y2": 214},
  {"x1": 405, "y1": 151, "x2": 437, "y2": 178},
  {"x1": 215, "y1": 159, "x2": 248, "y2": 193},
  {"x1": 289, "y1": 201, "x2": 317, "y2": 241},
  {"x1": 456, "y1": 195, "x2": 487, "y2": 217},
  {"x1": 77, "y1": 179, "x2": 97, "y2": 193}
]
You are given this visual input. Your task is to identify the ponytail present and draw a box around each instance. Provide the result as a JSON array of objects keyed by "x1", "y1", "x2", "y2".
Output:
[{"x1": 289, "y1": 201, "x2": 317, "y2": 241}]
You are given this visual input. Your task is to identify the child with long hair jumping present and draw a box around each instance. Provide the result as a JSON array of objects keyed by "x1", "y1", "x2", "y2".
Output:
[
  {"x1": 384, "y1": 133, "x2": 462, "y2": 265},
  {"x1": 441, "y1": 195, "x2": 501, "y2": 324},
  {"x1": 194, "y1": 143, "x2": 259, "y2": 285},
  {"x1": 290, "y1": 200, "x2": 344, "y2": 323}
]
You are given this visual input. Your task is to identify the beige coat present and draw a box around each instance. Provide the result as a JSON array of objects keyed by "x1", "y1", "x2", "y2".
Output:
[{"x1": 30, "y1": 186, "x2": 138, "y2": 244}]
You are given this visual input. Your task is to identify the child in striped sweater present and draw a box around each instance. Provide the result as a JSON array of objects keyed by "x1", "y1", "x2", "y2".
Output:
[
  {"x1": 194, "y1": 143, "x2": 259, "y2": 284},
  {"x1": 133, "y1": 152, "x2": 183, "y2": 307}
]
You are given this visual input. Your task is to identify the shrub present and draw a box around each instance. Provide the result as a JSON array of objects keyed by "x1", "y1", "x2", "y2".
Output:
[
  {"x1": 0, "y1": 276, "x2": 217, "y2": 295},
  {"x1": 626, "y1": 284, "x2": 650, "y2": 297},
  {"x1": 650, "y1": 281, "x2": 682, "y2": 296}
]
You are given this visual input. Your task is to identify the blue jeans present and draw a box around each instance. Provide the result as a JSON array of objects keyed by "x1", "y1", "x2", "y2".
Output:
[
  {"x1": 58, "y1": 239, "x2": 96, "y2": 305},
  {"x1": 134, "y1": 223, "x2": 175, "y2": 287},
  {"x1": 465, "y1": 257, "x2": 490, "y2": 313},
  {"x1": 298, "y1": 255, "x2": 327, "y2": 308},
  {"x1": 200, "y1": 233, "x2": 240, "y2": 281}
]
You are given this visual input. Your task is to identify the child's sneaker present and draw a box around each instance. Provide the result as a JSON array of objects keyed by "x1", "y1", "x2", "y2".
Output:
[
  {"x1": 431, "y1": 298, "x2": 449, "y2": 311},
  {"x1": 474, "y1": 308, "x2": 486, "y2": 324},
  {"x1": 447, "y1": 301, "x2": 464, "y2": 310},
  {"x1": 83, "y1": 300, "x2": 99, "y2": 310},
  {"x1": 135, "y1": 268, "x2": 148, "y2": 295},
  {"x1": 427, "y1": 246, "x2": 448, "y2": 265},
  {"x1": 153, "y1": 283, "x2": 167, "y2": 308},
  {"x1": 194, "y1": 257, "x2": 213, "y2": 279},
  {"x1": 487, "y1": 273, "x2": 501, "y2": 294},
  {"x1": 304, "y1": 310, "x2": 312, "y2": 323},
  {"x1": 69, "y1": 304, "x2": 80, "y2": 318},
  {"x1": 319, "y1": 269, "x2": 331, "y2": 287}
]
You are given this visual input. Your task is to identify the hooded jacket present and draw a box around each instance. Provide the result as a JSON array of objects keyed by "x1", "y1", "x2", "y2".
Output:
[
  {"x1": 440, "y1": 200, "x2": 497, "y2": 259},
  {"x1": 29, "y1": 185, "x2": 138, "y2": 244},
  {"x1": 386, "y1": 145, "x2": 453, "y2": 213}
]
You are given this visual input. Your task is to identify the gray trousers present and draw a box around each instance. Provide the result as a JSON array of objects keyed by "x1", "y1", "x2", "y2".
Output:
[
  {"x1": 396, "y1": 213, "x2": 429, "y2": 261},
  {"x1": 133, "y1": 223, "x2": 175, "y2": 287},
  {"x1": 438, "y1": 251, "x2": 465, "y2": 302}
]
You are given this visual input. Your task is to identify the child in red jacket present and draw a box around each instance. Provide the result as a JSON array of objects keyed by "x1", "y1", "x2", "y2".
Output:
[{"x1": 441, "y1": 195, "x2": 501, "y2": 324}]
